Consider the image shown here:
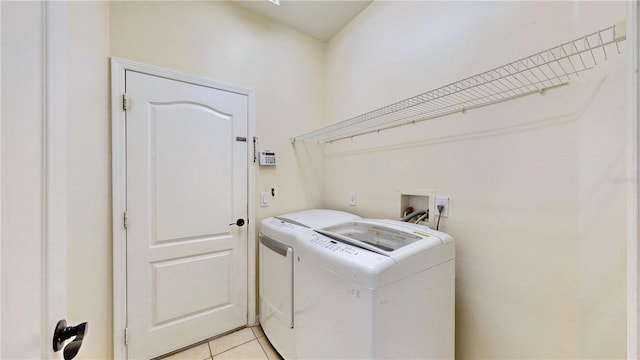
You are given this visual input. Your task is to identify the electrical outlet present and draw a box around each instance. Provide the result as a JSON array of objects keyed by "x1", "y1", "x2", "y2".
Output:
[
  {"x1": 435, "y1": 196, "x2": 449, "y2": 217},
  {"x1": 349, "y1": 192, "x2": 357, "y2": 206}
]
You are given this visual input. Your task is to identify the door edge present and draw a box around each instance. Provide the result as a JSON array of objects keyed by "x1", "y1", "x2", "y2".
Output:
[
  {"x1": 44, "y1": 2, "x2": 70, "y2": 358},
  {"x1": 627, "y1": 1, "x2": 640, "y2": 358}
]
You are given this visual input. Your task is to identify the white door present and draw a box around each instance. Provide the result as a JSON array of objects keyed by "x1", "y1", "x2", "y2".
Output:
[{"x1": 125, "y1": 70, "x2": 248, "y2": 359}]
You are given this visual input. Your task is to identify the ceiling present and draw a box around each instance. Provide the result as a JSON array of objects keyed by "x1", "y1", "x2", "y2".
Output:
[{"x1": 233, "y1": 0, "x2": 372, "y2": 42}]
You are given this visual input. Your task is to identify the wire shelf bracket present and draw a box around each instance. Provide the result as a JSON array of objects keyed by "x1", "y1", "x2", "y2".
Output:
[{"x1": 292, "y1": 22, "x2": 627, "y2": 144}]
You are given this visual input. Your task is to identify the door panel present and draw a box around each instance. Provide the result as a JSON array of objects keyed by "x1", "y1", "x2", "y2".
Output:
[
  {"x1": 152, "y1": 103, "x2": 232, "y2": 243},
  {"x1": 125, "y1": 70, "x2": 248, "y2": 359},
  {"x1": 152, "y1": 251, "x2": 231, "y2": 326}
]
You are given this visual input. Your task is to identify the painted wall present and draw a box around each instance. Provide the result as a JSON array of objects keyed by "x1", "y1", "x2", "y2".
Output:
[
  {"x1": 67, "y1": 1, "x2": 111, "y2": 358},
  {"x1": 320, "y1": 1, "x2": 627, "y2": 358}
]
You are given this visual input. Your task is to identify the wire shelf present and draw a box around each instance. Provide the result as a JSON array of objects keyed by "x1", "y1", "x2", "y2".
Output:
[{"x1": 293, "y1": 24, "x2": 626, "y2": 143}]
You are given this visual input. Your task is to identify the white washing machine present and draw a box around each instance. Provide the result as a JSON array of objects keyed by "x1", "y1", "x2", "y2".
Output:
[
  {"x1": 260, "y1": 212, "x2": 455, "y2": 359},
  {"x1": 259, "y1": 209, "x2": 362, "y2": 359}
]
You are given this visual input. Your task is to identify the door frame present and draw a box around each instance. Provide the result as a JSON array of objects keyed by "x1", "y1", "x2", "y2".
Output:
[
  {"x1": 1, "y1": 1, "x2": 68, "y2": 358},
  {"x1": 110, "y1": 58, "x2": 256, "y2": 359},
  {"x1": 628, "y1": 1, "x2": 640, "y2": 358}
]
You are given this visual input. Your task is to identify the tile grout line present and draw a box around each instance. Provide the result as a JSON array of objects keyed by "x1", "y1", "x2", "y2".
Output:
[
  {"x1": 251, "y1": 326, "x2": 265, "y2": 339},
  {"x1": 206, "y1": 342, "x2": 213, "y2": 360},
  {"x1": 207, "y1": 329, "x2": 253, "y2": 360},
  {"x1": 162, "y1": 326, "x2": 261, "y2": 360},
  {"x1": 251, "y1": 326, "x2": 271, "y2": 359},
  {"x1": 210, "y1": 335, "x2": 260, "y2": 358},
  {"x1": 255, "y1": 336, "x2": 269, "y2": 359}
]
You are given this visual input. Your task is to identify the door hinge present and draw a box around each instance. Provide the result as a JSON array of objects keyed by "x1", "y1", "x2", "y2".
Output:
[
  {"x1": 122, "y1": 93, "x2": 129, "y2": 111},
  {"x1": 253, "y1": 136, "x2": 258, "y2": 163},
  {"x1": 123, "y1": 211, "x2": 129, "y2": 229},
  {"x1": 124, "y1": 327, "x2": 129, "y2": 345}
]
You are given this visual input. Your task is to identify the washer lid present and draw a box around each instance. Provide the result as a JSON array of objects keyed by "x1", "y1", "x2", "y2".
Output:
[
  {"x1": 275, "y1": 209, "x2": 361, "y2": 229},
  {"x1": 317, "y1": 219, "x2": 445, "y2": 261}
]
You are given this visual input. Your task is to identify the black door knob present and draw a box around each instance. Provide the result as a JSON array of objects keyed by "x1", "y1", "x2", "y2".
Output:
[
  {"x1": 229, "y1": 218, "x2": 245, "y2": 227},
  {"x1": 53, "y1": 319, "x2": 87, "y2": 360}
]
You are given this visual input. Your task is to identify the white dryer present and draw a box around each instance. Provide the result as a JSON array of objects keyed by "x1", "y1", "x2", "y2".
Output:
[{"x1": 259, "y1": 209, "x2": 361, "y2": 359}]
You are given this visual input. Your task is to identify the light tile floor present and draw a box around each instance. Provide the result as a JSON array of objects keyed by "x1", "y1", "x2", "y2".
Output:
[{"x1": 161, "y1": 326, "x2": 283, "y2": 360}]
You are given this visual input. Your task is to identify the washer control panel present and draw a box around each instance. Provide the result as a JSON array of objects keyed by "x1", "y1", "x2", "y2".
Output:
[
  {"x1": 302, "y1": 231, "x2": 395, "y2": 283},
  {"x1": 310, "y1": 234, "x2": 361, "y2": 256},
  {"x1": 269, "y1": 218, "x2": 296, "y2": 229}
]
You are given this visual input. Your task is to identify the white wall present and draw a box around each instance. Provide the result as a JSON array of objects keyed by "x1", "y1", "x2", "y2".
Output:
[
  {"x1": 321, "y1": 1, "x2": 627, "y2": 358},
  {"x1": 67, "y1": 1, "x2": 111, "y2": 358}
]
